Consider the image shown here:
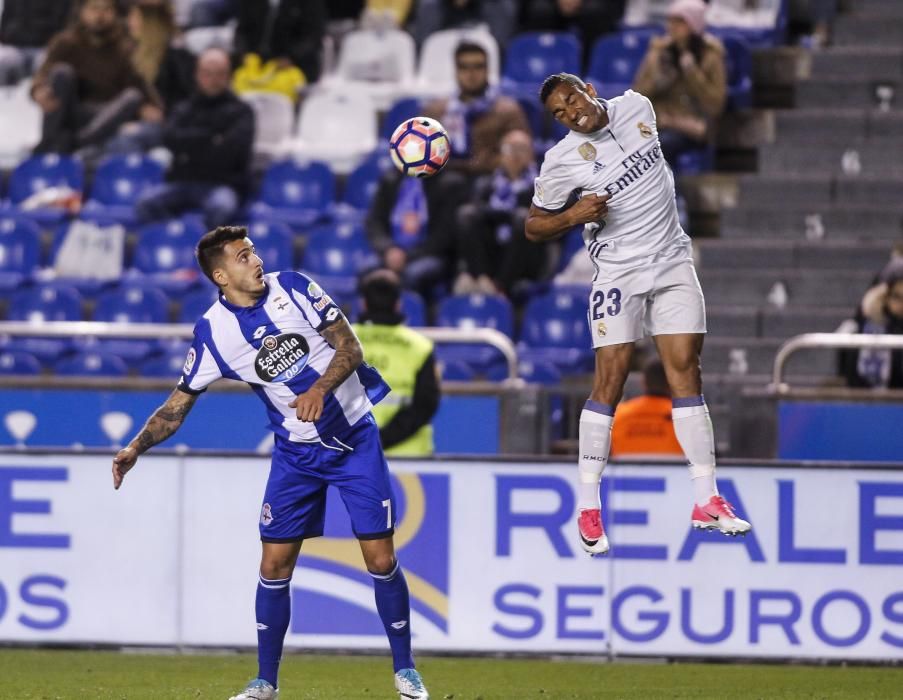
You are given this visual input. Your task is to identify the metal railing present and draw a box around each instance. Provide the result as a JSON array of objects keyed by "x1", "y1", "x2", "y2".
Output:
[
  {"x1": 0, "y1": 320, "x2": 521, "y2": 381},
  {"x1": 771, "y1": 332, "x2": 903, "y2": 393}
]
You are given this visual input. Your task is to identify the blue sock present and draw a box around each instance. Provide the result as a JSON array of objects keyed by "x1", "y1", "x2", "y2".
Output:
[
  {"x1": 371, "y1": 560, "x2": 414, "y2": 672},
  {"x1": 256, "y1": 573, "x2": 292, "y2": 687}
]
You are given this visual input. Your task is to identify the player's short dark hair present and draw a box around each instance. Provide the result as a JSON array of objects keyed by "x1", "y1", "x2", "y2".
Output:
[
  {"x1": 539, "y1": 72, "x2": 587, "y2": 105},
  {"x1": 196, "y1": 225, "x2": 249, "y2": 285},
  {"x1": 455, "y1": 41, "x2": 487, "y2": 64},
  {"x1": 643, "y1": 358, "x2": 671, "y2": 398}
]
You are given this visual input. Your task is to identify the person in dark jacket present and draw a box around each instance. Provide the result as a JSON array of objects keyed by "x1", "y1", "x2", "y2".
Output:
[
  {"x1": 135, "y1": 47, "x2": 254, "y2": 228},
  {"x1": 838, "y1": 259, "x2": 903, "y2": 389},
  {"x1": 31, "y1": 0, "x2": 161, "y2": 154},
  {"x1": 453, "y1": 128, "x2": 550, "y2": 296},
  {"x1": 233, "y1": 0, "x2": 326, "y2": 83},
  {"x1": 0, "y1": 0, "x2": 72, "y2": 84},
  {"x1": 353, "y1": 268, "x2": 441, "y2": 456},
  {"x1": 364, "y1": 168, "x2": 463, "y2": 298}
]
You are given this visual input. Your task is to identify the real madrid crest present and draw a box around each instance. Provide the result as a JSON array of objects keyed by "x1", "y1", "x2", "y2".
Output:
[
  {"x1": 578, "y1": 142, "x2": 597, "y2": 161},
  {"x1": 597, "y1": 321, "x2": 607, "y2": 336},
  {"x1": 637, "y1": 122, "x2": 653, "y2": 138}
]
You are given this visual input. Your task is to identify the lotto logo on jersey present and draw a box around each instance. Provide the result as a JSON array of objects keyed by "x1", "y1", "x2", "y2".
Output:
[
  {"x1": 295, "y1": 472, "x2": 451, "y2": 637},
  {"x1": 255, "y1": 333, "x2": 310, "y2": 382}
]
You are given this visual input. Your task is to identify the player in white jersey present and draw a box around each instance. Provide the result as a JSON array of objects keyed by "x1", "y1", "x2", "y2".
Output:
[
  {"x1": 525, "y1": 73, "x2": 751, "y2": 555},
  {"x1": 110, "y1": 226, "x2": 429, "y2": 700}
]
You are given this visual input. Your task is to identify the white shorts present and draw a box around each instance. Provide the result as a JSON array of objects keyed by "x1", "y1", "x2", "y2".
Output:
[{"x1": 587, "y1": 259, "x2": 706, "y2": 348}]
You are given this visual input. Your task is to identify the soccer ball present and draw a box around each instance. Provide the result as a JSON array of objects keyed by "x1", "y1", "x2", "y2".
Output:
[{"x1": 388, "y1": 117, "x2": 451, "y2": 178}]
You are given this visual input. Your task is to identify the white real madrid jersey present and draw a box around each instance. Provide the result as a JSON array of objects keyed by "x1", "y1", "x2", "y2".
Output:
[
  {"x1": 179, "y1": 271, "x2": 389, "y2": 442},
  {"x1": 532, "y1": 89, "x2": 692, "y2": 278}
]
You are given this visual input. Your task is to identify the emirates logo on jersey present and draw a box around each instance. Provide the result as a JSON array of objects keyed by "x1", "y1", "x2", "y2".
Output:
[{"x1": 255, "y1": 332, "x2": 310, "y2": 383}]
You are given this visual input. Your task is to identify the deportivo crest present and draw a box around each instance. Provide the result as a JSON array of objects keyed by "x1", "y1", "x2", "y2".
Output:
[
  {"x1": 578, "y1": 142, "x2": 597, "y2": 161},
  {"x1": 260, "y1": 503, "x2": 274, "y2": 526},
  {"x1": 182, "y1": 348, "x2": 196, "y2": 374},
  {"x1": 255, "y1": 332, "x2": 310, "y2": 382},
  {"x1": 637, "y1": 122, "x2": 653, "y2": 138}
]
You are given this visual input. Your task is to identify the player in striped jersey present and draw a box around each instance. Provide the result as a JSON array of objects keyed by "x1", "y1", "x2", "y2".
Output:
[
  {"x1": 112, "y1": 226, "x2": 429, "y2": 700},
  {"x1": 525, "y1": 74, "x2": 751, "y2": 556}
]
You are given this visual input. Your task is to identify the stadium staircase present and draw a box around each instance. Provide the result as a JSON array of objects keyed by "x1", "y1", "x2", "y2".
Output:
[{"x1": 677, "y1": 0, "x2": 903, "y2": 457}]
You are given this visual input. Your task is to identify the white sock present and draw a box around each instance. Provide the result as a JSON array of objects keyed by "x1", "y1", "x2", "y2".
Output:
[
  {"x1": 578, "y1": 400, "x2": 614, "y2": 511},
  {"x1": 672, "y1": 397, "x2": 718, "y2": 506}
]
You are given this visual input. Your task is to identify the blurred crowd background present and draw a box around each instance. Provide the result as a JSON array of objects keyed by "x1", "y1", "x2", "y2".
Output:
[{"x1": 0, "y1": 0, "x2": 900, "y2": 458}]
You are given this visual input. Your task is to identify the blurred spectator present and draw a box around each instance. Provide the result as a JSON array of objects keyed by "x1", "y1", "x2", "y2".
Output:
[
  {"x1": 411, "y1": 0, "x2": 517, "y2": 49},
  {"x1": 31, "y1": 0, "x2": 162, "y2": 155},
  {"x1": 838, "y1": 260, "x2": 903, "y2": 390},
  {"x1": 135, "y1": 47, "x2": 254, "y2": 228},
  {"x1": 609, "y1": 358, "x2": 683, "y2": 459},
  {"x1": 423, "y1": 41, "x2": 530, "y2": 176},
  {"x1": 454, "y1": 129, "x2": 549, "y2": 296},
  {"x1": 633, "y1": 0, "x2": 726, "y2": 164},
  {"x1": 129, "y1": 0, "x2": 195, "y2": 112},
  {"x1": 353, "y1": 268, "x2": 441, "y2": 456},
  {"x1": 233, "y1": 0, "x2": 326, "y2": 85},
  {"x1": 519, "y1": 0, "x2": 626, "y2": 64},
  {"x1": 364, "y1": 168, "x2": 464, "y2": 298},
  {"x1": 0, "y1": 0, "x2": 72, "y2": 85},
  {"x1": 107, "y1": 0, "x2": 195, "y2": 153}
]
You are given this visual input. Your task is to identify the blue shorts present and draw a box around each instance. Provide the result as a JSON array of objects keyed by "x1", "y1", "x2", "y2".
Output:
[{"x1": 259, "y1": 413, "x2": 396, "y2": 543}]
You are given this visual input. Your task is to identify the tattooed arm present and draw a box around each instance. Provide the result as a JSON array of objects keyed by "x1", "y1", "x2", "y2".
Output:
[
  {"x1": 112, "y1": 388, "x2": 199, "y2": 489},
  {"x1": 288, "y1": 316, "x2": 363, "y2": 422}
]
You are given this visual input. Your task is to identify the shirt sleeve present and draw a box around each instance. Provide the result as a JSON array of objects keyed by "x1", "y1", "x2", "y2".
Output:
[
  {"x1": 279, "y1": 271, "x2": 343, "y2": 332},
  {"x1": 532, "y1": 152, "x2": 579, "y2": 213},
  {"x1": 178, "y1": 322, "x2": 222, "y2": 394}
]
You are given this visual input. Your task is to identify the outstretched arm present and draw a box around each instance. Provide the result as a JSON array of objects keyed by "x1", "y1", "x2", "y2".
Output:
[
  {"x1": 289, "y1": 317, "x2": 363, "y2": 422},
  {"x1": 112, "y1": 388, "x2": 199, "y2": 490}
]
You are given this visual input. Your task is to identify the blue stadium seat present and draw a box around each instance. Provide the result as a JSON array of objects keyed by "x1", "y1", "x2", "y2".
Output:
[
  {"x1": 381, "y1": 97, "x2": 422, "y2": 139},
  {"x1": 82, "y1": 154, "x2": 165, "y2": 226},
  {"x1": 436, "y1": 355, "x2": 477, "y2": 381},
  {"x1": 673, "y1": 146, "x2": 715, "y2": 175},
  {"x1": 178, "y1": 285, "x2": 220, "y2": 322},
  {"x1": 519, "y1": 286, "x2": 593, "y2": 374},
  {"x1": 435, "y1": 294, "x2": 515, "y2": 380},
  {"x1": 6, "y1": 283, "x2": 83, "y2": 360},
  {"x1": 250, "y1": 160, "x2": 335, "y2": 228},
  {"x1": 501, "y1": 32, "x2": 582, "y2": 99},
  {"x1": 557, "y1": 226, "x2": 586, "y2": 273},
  {"x1": 0, "y1": 217, "x2": 41, "y2": 291},
  {"x1": 586, "y1": 29, "x2": 658, "y2": 99},
  {"x1": 437, "y1": 293, "x2": 514, "y2": 337},
  {"x1": 247, "y1": 220, "x2": 295, "y2": 271},
  {"x1": 131, "y1": 218, "x2": 206, "y2": 292},
  {"x1": 336, "y1": 151, "x2": 394, "y2": 220},
  {"x1": 140, "y1": 342, "x2": 192, "y2": 378},
  {"x1": 0, "y1": 350, "x2": 42, "y2": 375},
  {"x1": 54, "y1": 351, "x2": 129, "y2": 377},
  {"x1": 301, "y1": 222, "x2": 378, "y2": 301},
  {"x1": 4, "y1": 153, "x2": 84, "y2": 225},
  {"x1": 708, "y1": 31, "x2": 753, "y2": 111},
  {"x1": 86, "y1": 283, "x2": 171, "y2": 360}
]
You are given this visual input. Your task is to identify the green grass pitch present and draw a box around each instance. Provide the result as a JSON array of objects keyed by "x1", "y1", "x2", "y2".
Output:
[{"x1": 0, "y1": 649, "x2": 899, "y2": 699}]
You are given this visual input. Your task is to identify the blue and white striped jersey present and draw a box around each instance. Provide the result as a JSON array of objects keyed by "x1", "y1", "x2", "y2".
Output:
[{"x1": 179, "y1": 271, "x2": 390, "y2": 442}]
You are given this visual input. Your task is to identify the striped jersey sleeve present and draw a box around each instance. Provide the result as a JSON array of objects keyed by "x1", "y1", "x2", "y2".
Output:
[
  {"x1": 178, "y1": 318, "x2": 223, "y2": 394},
  {"x1": 277, "y1": 271, "x2": 343, "y2": 331}
]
